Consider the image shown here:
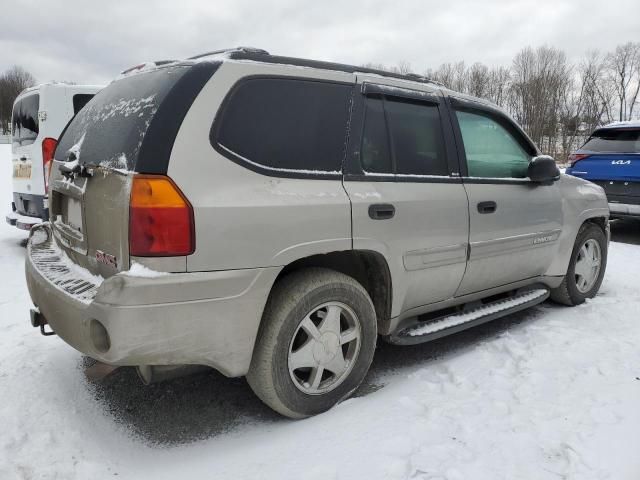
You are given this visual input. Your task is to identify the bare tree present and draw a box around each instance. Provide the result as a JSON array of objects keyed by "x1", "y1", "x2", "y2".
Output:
[
  {"x1": 509, "y1": 46, "x2": 571, "y2": 156},
  {"x1": 0, "y1": 65, "x2": 36, "y2": 134},
  {"x1": 361, "y1": 61, "x2": 413, "y2": 75},
  {"x1": 486, "y1": 66, "x2": 511, "y2": 108},
  {"x1": 606, "y1": 42, "x2": 640, "y2": 121}
]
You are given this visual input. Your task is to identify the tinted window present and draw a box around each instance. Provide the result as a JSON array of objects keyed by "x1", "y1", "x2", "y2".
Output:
[
  {"x1": 360, "y1": 96, "x2": 448, "y2": 176},
  {"x1": 361, "y1": 98, "x2": 391, "y2": 173},
  {"x1": 216, "y1": 78, "x2": 352, "y2": 173},
  {"x1": 456, "y1": 110, "x2": 530, "y2": 178},
  {"x1": 385, "y1": 99, "x2": 447, "y2": 176},
  {"x1": 582, "y1": 128, "x2": 640, "y2": 153},
  {"x1": 56, "y1": 66, "x2": 190, "y2": 170},
  {"x1": 11, "y1": 94, "x2": 40, "y2": 146},
  {"x1": 72, "y1": 94, "x2": 95, "y2": 114}
]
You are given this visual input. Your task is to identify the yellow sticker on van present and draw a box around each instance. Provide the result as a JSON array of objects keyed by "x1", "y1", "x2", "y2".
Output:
[{"x1": 13, "y1": 163, "x2": 32, "y2": 179}]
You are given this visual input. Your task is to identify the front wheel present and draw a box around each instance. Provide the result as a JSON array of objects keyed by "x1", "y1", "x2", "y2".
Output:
[
  {"x1": 550, "y1": 223, "x2": 608, "y2": 306},
  {"x1": 247, "y1": 268, "x2": 377, "y2": 418}
]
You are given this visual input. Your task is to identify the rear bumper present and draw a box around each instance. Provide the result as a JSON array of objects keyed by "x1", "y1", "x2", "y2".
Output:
[
  {"x1": 6, "y1": 209, "x2": 43, "y2": 230},
  {"x1": 609, "y1": 202, "x2": 640, "y2": 217},
  {"x1": 12, "y1": 192, "x2": 49, "y2": 220},
  {"x1": 25, "y1": 224, "x2": 280, "y2": 377}
]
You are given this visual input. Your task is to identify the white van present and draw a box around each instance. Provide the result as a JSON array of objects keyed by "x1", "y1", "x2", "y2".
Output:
[{"x1": 6, "y1": 83, "x2": 103, "y2": 230}]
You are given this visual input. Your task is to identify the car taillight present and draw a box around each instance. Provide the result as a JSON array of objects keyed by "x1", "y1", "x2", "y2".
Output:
[
  {"x1": 41, "y1": 137, "x2": 57, "y2": 192},
  {"x1": 129, "y1": 175, "x2": 195, "y2": 256},
  {"x1": 568, "y1": 153, "x2": 590, "y2": 167}
]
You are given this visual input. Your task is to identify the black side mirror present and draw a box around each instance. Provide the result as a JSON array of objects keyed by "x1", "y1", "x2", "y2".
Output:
[{"x1": 528, "y1": 155, "x2": 560, "y2": 184}]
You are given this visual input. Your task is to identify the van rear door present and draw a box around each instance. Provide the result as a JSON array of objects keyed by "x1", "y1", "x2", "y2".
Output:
[{"x1": 11, "y1": 92, "x2": 43, "y2": 205}]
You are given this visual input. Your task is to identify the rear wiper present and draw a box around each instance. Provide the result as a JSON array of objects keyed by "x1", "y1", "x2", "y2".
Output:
[{"x1": 59, "y1": 152, "x2": 93, "y2": 180}]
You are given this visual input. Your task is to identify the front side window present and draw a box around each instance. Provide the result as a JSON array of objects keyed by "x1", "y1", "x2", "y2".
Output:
[
  {"x1": 215, "y1": 78, "x2": 352, "y2": 173},
  {"x1": 360, "y1": 95, "x2": 448, "y2": 176},
  {"x1": 11, "y1": 94, "x2": 40, "y2": 146},
  {"x1": 456, "y1": 110, "x2": 530, "y2": 178}
]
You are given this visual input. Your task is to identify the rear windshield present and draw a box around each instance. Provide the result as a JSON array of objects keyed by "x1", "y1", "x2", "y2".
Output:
[
  {"x1": 12, "y1": 94, "x2": 40, "y2": 147},
  {"x1": 55, "y1": 66, "x2": 190, "y2": 170},
  {"x1": 582, "y1": 128, "x2": 640, "y2": 153}
]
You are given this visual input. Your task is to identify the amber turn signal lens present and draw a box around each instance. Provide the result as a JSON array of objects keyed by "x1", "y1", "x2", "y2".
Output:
[{"x1": 129, "y1": 175, "x2": 195, "y2": 256}]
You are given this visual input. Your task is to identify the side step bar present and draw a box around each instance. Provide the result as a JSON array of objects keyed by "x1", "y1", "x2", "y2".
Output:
[{"x1": 387, "y1": 288, "x2": 549, "y2": 345}]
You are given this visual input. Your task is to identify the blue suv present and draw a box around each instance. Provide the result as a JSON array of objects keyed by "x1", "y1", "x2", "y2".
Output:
[{"x1": 566, "y1": 121, "x2": 640, "y2": 218}]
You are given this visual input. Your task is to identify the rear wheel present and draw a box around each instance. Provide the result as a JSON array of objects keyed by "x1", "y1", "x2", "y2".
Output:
[
  {"x1": 550, "y1": 223, "x2": 607, "y2": 306},
  {"x1": 247, "y1": 268, "x2": 377, "y2": 418}
]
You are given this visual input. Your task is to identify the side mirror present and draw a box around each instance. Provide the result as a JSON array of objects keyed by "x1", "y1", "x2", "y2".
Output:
[{"x1": 528, "y1": 155, "x2": 560, "y2": 183}]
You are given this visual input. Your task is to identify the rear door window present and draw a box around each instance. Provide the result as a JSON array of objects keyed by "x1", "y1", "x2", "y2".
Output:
[
  {"x1": 361, "y1": 97, "x2": 392, "y2": 174},
  {"x1": 359, "y1": 95, "x2": 448, "y2": 177},
  {"x1": 11, "y1": 94, "x2": 40, "y2": 146},
  {"x1": 582, "y1": 128, "x2": 640, "y2": 153},
  {"x1": 385, "y1": 98, "x2": 448, "y2": 176},
  {"x1": 214, "y1": 78, "x2": 352, "y2": 174}
]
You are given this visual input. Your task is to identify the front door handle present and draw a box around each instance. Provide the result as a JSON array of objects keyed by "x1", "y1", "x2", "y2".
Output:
[
  {"x1": 477, "y1": 201, "x2": 497, "y2": 214},
  {"x1": 368, "y1": 203, "x2": 395, "y2": 220}
]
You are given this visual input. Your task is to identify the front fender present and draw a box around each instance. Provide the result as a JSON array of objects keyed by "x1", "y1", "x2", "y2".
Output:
[{"x1": 545, "y1": 175, "x2": 609, "y2": 277}]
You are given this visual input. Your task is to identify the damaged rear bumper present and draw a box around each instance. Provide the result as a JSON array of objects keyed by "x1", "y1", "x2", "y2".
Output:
[{"x1": 25, "y1": 224, "x2": 280, "y2": 377}]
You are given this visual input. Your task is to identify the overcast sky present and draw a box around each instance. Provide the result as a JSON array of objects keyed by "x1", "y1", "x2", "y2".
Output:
[{"x1": 1, "y1": 0, "x2": 639, "y2": 85}]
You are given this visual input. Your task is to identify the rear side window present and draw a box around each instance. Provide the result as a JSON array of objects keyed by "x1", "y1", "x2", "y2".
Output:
[
  {"x1": 214, "y1": 78, "x2": 352, "y2": 173},
  {"x1": 360, "y1": 95, "x2": 448, "y2": 176},
  {"x1": 55, "y1": 66, "x2": 191, "y2": 170},
  {"x1": 72, "y1": 94, "x2": 95, "y2": 114},
  {"x1": 11, "y1": 94, "x2": 40, "y2": 146},
  {"x1": 455, "y1": 110, "x2": 530, "y2": 178},
  {"x1": 582, "y1": 128, "x2": 640, "y2": 153}
]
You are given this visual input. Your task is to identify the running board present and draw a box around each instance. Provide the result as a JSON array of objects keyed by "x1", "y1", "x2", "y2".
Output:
[{"x1": 388, "y1": 288, "x2": 549, "y2": 345}]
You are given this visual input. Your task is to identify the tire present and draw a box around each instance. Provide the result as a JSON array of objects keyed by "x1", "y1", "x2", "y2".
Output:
[
  {"x1": 550, "y1": 223, "x2": 607, "y2": 306},
  {"x1": 246, "y1": 267, "x2": 377, "y2": 418}
]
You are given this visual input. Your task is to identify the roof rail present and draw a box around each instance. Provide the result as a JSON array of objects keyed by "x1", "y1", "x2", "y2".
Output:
[
  {"x1": 185, "y1": 47, "x2": 443, "y2": 87},
  {"x1": 224, "y1": 50, "x2": 443, "y2": 87},
  {"x1": 188, "y1": 47, "x2": 269, "y2": 60}
]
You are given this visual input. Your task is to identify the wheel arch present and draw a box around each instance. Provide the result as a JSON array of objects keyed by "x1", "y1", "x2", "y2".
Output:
[
  {"x1": 545, "y1": 212, "x2": 609, "y2": 278},
  {"x1": 269, "y1": 250, "x2": 393, "y2": 335}
]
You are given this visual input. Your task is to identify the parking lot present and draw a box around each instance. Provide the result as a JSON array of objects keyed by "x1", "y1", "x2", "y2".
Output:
[{"x1": 1, "y1": 143, "x2": 639, "y2": 479}]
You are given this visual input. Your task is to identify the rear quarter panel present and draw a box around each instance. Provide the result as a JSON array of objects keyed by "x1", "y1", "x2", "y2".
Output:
[{"x1": 168, "y1": 61, "x2": 356, "y2": 272}]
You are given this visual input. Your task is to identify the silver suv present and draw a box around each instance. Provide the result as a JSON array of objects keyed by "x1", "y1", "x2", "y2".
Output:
[{"x1": 25, "y1": 48, "x2": 610, "y2": 418}]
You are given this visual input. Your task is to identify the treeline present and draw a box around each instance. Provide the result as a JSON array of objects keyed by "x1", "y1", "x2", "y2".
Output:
[
  {"x1": 366, "y1": 42, "x2": 640, "y2": 160},
  {"x1": 0, "y1": 66, "x2": 36, "y2": 135}
]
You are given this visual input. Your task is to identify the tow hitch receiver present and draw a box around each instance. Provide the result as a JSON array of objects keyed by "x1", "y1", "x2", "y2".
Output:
[{"x1": 30, "y1": 309, "x2": 56, "y2": 336}]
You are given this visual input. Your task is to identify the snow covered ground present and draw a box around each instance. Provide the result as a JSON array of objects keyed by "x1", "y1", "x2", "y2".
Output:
[{"x1": 1, "y1": 143, "x2": 640, "y2": 479}]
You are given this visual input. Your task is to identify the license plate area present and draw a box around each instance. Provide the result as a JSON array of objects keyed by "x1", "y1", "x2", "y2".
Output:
[
  {"x1": 51, "y1": 190, "x2": 86, "y2": 249},
  {"x1": 13, "y1": 162, "x2": 32, "y2": 179},
  {"x1": 63, "y1": 196, "x2": 83, "y2": 233}
]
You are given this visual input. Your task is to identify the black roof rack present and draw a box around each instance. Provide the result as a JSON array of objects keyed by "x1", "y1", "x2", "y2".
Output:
[
  {"x1": 188, "y1": 47, "x2": 270, "y2": 60},
  {"x1": 189, "y1": 47, "x2": 442, "y2": 87}
]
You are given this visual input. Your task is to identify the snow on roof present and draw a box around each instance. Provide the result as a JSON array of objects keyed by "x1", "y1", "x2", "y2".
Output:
[
  {"x1": 602, "y1": 120, "x2": 640, "y2": 129},
  {"x1": 17, "y1": 82, "x2": 104, "y2": 100}
]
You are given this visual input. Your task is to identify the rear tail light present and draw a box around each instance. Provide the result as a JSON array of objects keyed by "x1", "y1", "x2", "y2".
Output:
[
  {"x1": 129, "y1": 175, "x2": 195, "y2": 256},
  {"x1": 568, "y1": 153, "x2": 590, "y2": 167},
  {"x1": 41, "y1": 137, "x2": 57, "y2": 192}
]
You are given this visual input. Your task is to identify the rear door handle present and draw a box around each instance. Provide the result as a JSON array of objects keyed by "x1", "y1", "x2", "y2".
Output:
[
  {"x1": 477, "y1": 201, "x2": 497, "y2": 214},
  {"x1": 368, "y1": 203, "x2": 395, "y2": 220}
]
